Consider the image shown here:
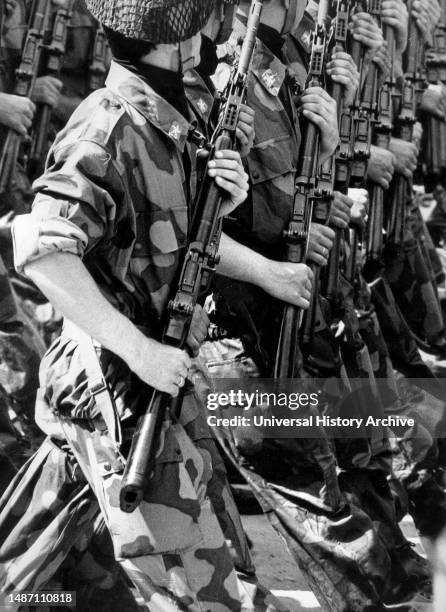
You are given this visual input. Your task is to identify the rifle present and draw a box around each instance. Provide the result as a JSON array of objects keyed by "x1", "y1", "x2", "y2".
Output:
[
  {"x1": 364, "y1": 15, "x2": 394, "y2": 279},
  {"x1": 0, "y1": 0, "x2": 51, "y2": 195},
  {"x1": 345, "y1": 0, "x2": 380, "y2": 291},
  {"x1": 119, "y1": 0, "x2": 264, "y2": 514},
  {"x1": 424, "y1": 0, "x2": 446, "y2": 180},
  {"x1": 273, "y1": 0, "x2": 331, "y2": 379},
  {"x1": 387, "y1": 0, "x2": 421, "y2": 244},
  {"x1": 27, "y1": 0, "x2": 75, "y2": 179},
  {"x1": 323, "y1": 0, "x2": 352, "y2": 307},
  {"x1": 349, "y1": 0, "x2": 375, "y2": 188},
  {"x1": 87, "y1": 25, "x2": 108, "y2": 93}
]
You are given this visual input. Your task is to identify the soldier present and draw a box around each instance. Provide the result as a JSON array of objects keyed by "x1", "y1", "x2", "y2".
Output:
[
  {"x1": 195, "y1": 2, "x2": 427, "y2": 611},
  {"x1": 0, "y1": 1, "x2": 285, "y2": 610},
  {"x1": 0, "y1": 0, "x2": 53, "y2": 478}
]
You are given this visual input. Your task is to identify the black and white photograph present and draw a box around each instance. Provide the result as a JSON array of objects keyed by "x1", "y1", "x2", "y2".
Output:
[{"x1": 0, "y1": 0, "x2": 446, "y2": 610}]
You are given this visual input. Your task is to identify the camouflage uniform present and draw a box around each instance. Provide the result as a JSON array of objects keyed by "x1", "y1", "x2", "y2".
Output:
[
  {"x1": 199, "y1": 20, "x2": 397, "y2": 611},
  {"x1": 0, "y1": 1, "x2": 46, "y2": 477},
  {"x1": 0, "y1": 61, "x2": 282, "y2": 611}
]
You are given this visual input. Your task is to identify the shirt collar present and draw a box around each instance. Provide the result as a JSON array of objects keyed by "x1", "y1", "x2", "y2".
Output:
[
  {"x1": 105, "y1": 60, "x2": 194, "y2": 152},
  {"x1": 231, "y1": 18, "x2": 286, "y2": 98},
  {"x1": 183, "y1": 69, "x2": 214, "y2": 125}
]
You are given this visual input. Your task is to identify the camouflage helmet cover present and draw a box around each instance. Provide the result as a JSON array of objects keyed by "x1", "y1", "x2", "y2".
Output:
[{"x1": 85, "y1": 0, "x2": 217, "y2": 43}]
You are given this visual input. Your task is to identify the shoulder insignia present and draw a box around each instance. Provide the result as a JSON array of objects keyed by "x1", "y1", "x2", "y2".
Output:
[
  {"x1": 197, "y1": 98, "x2": 208, "y2": 115},
  {"x1": 261, "y1": 69, "x2": 280, "y2": 96},
  {"x1": 168, "y1": 122, "x2": 182, "y2": 141}
]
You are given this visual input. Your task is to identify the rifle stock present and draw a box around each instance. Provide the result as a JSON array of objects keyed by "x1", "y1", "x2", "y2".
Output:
[{"x1": 119, "y1": 0, "x2": 264, "y2": 513}]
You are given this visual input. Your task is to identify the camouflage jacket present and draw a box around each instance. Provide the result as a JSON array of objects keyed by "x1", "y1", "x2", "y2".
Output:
[
  {"x1": 183, "y1": 67, "x2": 214, "y2": 196},
  {"x1": 183, "y1": 68, "x2": 214, "y2": 137},
  {"x1": 12, "y1": 60, "x2": 211, "y2": 429},
  {"x1": 14, "y1": 60, "x2": 197, "y2": 329},
  {"x1": 222, "y1": 19, "x2": 303, "y2": 259}
]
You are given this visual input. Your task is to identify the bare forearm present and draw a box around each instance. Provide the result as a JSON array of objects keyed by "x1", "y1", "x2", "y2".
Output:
[
  {"x1": 217, "y1": 232, "x2": 270, "y2": 287},
  {"x1": 52, "y1": 94, "x2": 82, "y2": 124},
  {"x1": 24, "y1": 252, "x2": 147, "y2": 364}
]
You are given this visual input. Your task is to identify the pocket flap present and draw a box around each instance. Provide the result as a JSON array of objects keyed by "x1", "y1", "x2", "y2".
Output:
[{"x1": 247, "y1": 136, "x2": 296, "y2": 185}]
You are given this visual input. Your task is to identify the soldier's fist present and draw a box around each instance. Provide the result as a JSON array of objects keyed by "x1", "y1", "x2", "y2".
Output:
[
  {"x1": 381, "y1": 0, "x2": 408, "y2": 52},
  {"x1": 208, "y1": 149, "x2": 249, "y2": 215},
  {"x1": 236, "y1": 104, "x2": 255, "y2": 158},
  {"x1": 301, "y1": 87, "x2": 338, "y2": 162},
  {"x1": 350, "y1": 12, "x2": 384, "y2": 50},
  {"x1": 330, "y1": 192, "x2": 353, "y2": 229},
  {"x1": 389, "y1": 138, "x2": 418, "y2": 179},
  {"x1": 0, "y1": 93, "x2": 35, "y2": 136},
  {"x1": 421, "y1": 84, "x2": 446, "y2": 120},
  {"x1": 130, "y1": 338, "x2": 191, "y2": 397},
  {"x1": 307, "y1": 224, "x2": 335, "y2": 267},
  {"x1": 411, "y1": 0, "x2": 440, "y2": 45},
  {"x1": 260, "y1": 261, "x2": 314, "y2": 309},
  {"x1": 186, "y1": 305, "x2": 210, "y2": 357},
  {"x1": 32, "y1": 76, "x2": 63, "y2": 108},
  {"x1": 326, "y1": 51, "x2": 360, "y2": 108},
  {"x1": 367, "y1": 145, "x2": 395, "y2": 189}
]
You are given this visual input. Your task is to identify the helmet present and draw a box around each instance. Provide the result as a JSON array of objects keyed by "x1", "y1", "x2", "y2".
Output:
[{"x1": 86, "y1": 0, "x2": 217, "y2": 43}]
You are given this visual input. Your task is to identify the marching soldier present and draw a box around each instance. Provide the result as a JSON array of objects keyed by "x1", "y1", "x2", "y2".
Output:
[
  {"x1": 196, "y1": 1, "x2": 419, "y2": 610},
  {"x1": 0, "y1": 1, "x2": 285, "y2": 610}
]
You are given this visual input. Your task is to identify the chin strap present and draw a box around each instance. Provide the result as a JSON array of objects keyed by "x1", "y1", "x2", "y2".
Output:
[{"x1": 179, "y1": 36, "x2": 197, "y2": 72}]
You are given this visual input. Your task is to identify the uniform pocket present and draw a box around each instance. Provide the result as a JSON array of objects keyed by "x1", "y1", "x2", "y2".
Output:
[
  {"x1": 246, "y1": 137, "x2": 296, "y2": 245},
  {"x1": 102, "y1": 423, "x2": 205, "y2": 558},
  {"x1": 247, "y1": 135, "x2": 295, "y2": 185}
]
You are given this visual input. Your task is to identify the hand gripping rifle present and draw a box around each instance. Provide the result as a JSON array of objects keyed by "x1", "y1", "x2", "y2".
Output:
[
  {"x1": 0, "y1": 0, "x2": 51, "y2": 195},
  {"x1": 350, "y1": 0, "x2": 382, "y2": 187},
  {"x1": 387, "y1": 0, "x2": 421, "y2": 244},
  {"x1": 273, "y1": 0, "x2": 331, "y2": 379},
  {"x1": 364, "y1": 5, "x2": 394, "y2": 279},
  {"x1": 119, "y1": 0, "x2": 264, "y2": 514},
  {"x1": 27, "y1": 0, "x2": 75, "y2": 179},
  {"x1": 323, "y1": 0, "x2": 352, "y2": 306},
  {"x1": 346, "y1": 0, "x2": 381, "y2": 282},
  {"x1": 424, "y1": 1, "x2": 446, "y2": 179}
]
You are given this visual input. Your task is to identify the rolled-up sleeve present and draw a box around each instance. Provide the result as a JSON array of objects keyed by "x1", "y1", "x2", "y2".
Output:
[{"x1": 13, "y1": 139, "x2": 124, "y2": 274}]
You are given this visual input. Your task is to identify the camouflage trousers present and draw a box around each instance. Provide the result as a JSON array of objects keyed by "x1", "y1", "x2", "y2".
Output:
[
  {"x1": 198, "y1": 338, "x2": 393, "y2": 611},
  {"x1": 0, "y1": 256, "x2": 46, "y2": 478},
  {"x1": 0, "y1": 357, "x2": 284, "y2": 612}
]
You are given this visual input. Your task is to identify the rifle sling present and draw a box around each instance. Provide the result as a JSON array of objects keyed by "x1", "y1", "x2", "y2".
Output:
[{"x1": 62, "y1": 319, "x2": 122, "y2": 447}]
